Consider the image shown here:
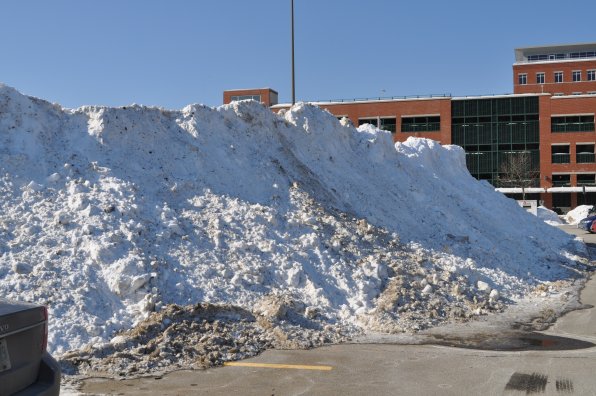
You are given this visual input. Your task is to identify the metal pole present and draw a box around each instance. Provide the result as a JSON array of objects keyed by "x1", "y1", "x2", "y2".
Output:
[{"x1": 291, "y1": 0, "x2": 295, "y2": 105}]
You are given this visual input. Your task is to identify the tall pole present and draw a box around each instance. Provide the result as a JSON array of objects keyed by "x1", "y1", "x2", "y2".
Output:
[{"x1": 291, "y1": 0, "x2": 295, "y2": 105}]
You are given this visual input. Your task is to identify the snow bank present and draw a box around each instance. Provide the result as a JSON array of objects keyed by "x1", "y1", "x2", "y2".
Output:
[
  {"x1": 537, "y1": 205, "x2": 564, "y2": 226},
  {"x1": 0, "y1": 84, "x2": 586, "y2": 355},
  {"x1": 565, "y1": 205, "x2": 593, "y2": 225}
]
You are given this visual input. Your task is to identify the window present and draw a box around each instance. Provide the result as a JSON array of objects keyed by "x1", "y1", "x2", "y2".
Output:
[
  {"x1": 401, "y1": 116, "x2": 441, "y2": 132},
  {"x1": 451, "y1": 96, "x2": 540, "y2": 187},
  {"x1": 552, "y1": 174, "x2": 571, "y2": 187},
  {"x1": 588, "y1": 70, "x2": 596, "y2": 81},
  {"x1": 578, "y1": 174, "x2": 596, "y2": 186},
  {"x1": 551, "y1": 115, "x2": 595, "y2": 132},
  {"x1": 551, "y1": 145, "x2": 570, "y2": 164},
  {"x1": 518, "y1": 73, "x2": 527, "y2": 85},
  {"x1": 358, "y1": 117, "x2": 396, "y2": 133},
  {"x1": 358, "y1": 118, "x2": 378, "y2": 127},
  {"x1": 577, "y1": 144, "x2": 595, "y2": 163},
  {"x1": 573, "y1": 71, "x2": 582, "y2": 82},
  {"x1": 536, "y1": 72, "x2": 545, "y2": 84},
  {"x1": 554, "y1": 72, "x2": 563, "y2": 83},
  {"x1": 230, "y1": 94, "x2": 262, "y2": 102},
  {"x1": 379, "y1": 117, "x2": 396, "y2": 133}
]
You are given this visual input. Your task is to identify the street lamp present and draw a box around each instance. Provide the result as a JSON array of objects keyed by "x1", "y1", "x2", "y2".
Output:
[{"x1": 291, "y1": 0, "x2": 295, "y2": 105}]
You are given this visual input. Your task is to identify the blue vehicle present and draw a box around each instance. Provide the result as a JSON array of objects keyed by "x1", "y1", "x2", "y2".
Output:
[{"x1": 578, "y1": 206, "x2": 596, "y2": 233}]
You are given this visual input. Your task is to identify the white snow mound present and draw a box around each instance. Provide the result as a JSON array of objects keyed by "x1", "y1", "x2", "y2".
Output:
[
  {"x1": 0, "y1": 84, "x2": 585, "y2": 355},
  {"x1": 537, "y1": 205, "x2": 564, "y2": 225},
  {"x1": 565, "y1": 205, "x2": 593, "y2": 225}
]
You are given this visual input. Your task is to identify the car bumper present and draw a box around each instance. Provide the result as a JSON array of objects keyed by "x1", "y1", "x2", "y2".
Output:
[
  {"x1": 578, "y1": 222, "x2": 592, "y2": 231},
  {"x1": 13, "y1": 352, "x2": 61, "y2": 396}
]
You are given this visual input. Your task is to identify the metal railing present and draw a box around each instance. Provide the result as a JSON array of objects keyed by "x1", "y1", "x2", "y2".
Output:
[
  {"x1": 314, "y1": 93, "x2": 451, "y2": 103},
  {"x1": 577, "y1": 153, "x2": 596, "y2": 163},
  {"x1": 552, "y1": 180, "x2": 571, "y2": 187},
  {"x1": 551, "y1": 153, "x2": 571, "y2": 164}
]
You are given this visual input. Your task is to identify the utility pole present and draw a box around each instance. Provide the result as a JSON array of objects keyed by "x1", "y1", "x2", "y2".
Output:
[{"x1": 291, "y1": 0, "x2": 295, "y2": 105}]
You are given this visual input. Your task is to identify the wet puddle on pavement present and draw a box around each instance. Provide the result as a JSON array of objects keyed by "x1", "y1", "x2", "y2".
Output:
[{"x1": 425, "y1": 332, "x2": 595, "y2": 351}]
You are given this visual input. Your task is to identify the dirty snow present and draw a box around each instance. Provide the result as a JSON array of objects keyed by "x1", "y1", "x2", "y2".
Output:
[
  {"x1": 565, "y1": 205, "x2": 593, "y2": 225},
  {"x1": 0, "y1": 84, "x2": 590, "y2": 376},
  {"x1": 537, "y1": 205, "x2": 564, "y2": 226}
]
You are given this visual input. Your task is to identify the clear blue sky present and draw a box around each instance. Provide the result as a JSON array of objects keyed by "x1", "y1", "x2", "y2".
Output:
[{"x1": 1, "y1": 0, "x2": 595, "y2": 109}]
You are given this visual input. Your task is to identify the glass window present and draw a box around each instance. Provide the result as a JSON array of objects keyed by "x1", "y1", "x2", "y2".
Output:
[
  {"x1": 230, "y1": 95, "x2": 262, "y2": 102},
  {"x1": 551, "y1": 145, "x2": 570, "y2": 164},
  {"x1": 536, "y1": 73, "x2": 545, "y2": 84},
  {"x1": 554, "y1": 72, "x2": 563, "y2": 83},
  {"x1": 588, "y1": 70, "x2": 596, "y2": 81},
  {"x1": 552, "y1": 174, "x2": 571, "y2": 187},
  {"x1": 577, "y1": 144, "x2": 595, "y2": 164},
  {"x1": 577, "y1": 174, "x2": 596, "y2": 186},
  {"x1": 573, "y1": 71, "x2": 582, "y2": 82},
  {"x1": 518, "y1": 73, "x2": 527, "y2": 85},
  {"x1": 358, "y1": 118, "x2": 378, "y2": 127},
  {"x1": 551, "y1": 115, "x2": 595, "y2": 132},
  {"x1": 379, "y1": 117, "x2": 396, "y2": 133},
  {"x1": 401, "y1": 116, "x2": 441, "y2": 132}
]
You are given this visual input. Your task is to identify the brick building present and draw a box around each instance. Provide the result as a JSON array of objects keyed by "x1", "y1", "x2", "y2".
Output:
[{"x1": 224, "y1": 43, "x2": 596, "y2": 213}]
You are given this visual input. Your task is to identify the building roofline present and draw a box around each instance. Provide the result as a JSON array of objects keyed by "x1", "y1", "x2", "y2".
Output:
[
  {"x1": 451, "y1": 93, "x2": 548, "y2": 100},
  {"x1": 551, "y1": 93, "x2": 596, "y2": 99},
  {"x1": 515, "y1": 42, "x2": 596, "y2": 62},
  {"x1": 515, "y1": 42, "x2": 596, "y2": 52},
  {"x1": 513, "y1": 57, "x2": 596, "y2": 66},
  {"x1": 271, "y1": 95, "x2": 452, "y2": 108},
  {"x1": 270, "y1": 93, "x2": 550, "y2": 108},
  {"x1": 225, "y1": 87, "x2": 278, "y2": 94}
]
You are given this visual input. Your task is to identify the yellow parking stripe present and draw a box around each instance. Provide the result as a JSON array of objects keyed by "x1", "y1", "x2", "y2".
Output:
[{"x1": 223, "y1": 362, "x2": 333, "y2": 371}]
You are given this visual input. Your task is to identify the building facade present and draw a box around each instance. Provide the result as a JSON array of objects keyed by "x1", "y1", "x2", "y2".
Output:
[{"x1": 224, "y1": 43, "x2": 596, "y2": 213}]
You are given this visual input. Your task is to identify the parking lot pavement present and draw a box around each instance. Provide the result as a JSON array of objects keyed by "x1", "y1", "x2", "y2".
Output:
[
  {"x1": 81, "y1": 339, "x2": 596, "y2": 396},
  {"x1": 559, "y1": 223, "x2": 596, "y2": 244},
  {"x1": 80, "y1": 225, "x2": 596, "y2": 396}
]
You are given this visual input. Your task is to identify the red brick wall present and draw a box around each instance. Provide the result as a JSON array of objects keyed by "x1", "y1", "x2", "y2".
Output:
[
  {"x1": 223, "y1": 89, "x2": 277, "y2": 107},
  {"x1": 274, "y1": 99, "x2": 452, "y2": 144},
  {"x1": 514, "y1": 61, "x2": 596, "y2": 95},
  {"x1": 539, "y1": 95, "x2": 596, "y2": 197}
]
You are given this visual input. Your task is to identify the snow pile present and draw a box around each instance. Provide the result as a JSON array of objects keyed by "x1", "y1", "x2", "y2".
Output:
[
  {"x1": 537, "y1": 205, "x2": 564, "y2": 226},
  {"x1": 565, "y1": 205, "x2": 593, "y2": 225},
  {"x1": 0, "y1": 84, "x2": 588, "y2": 359}
]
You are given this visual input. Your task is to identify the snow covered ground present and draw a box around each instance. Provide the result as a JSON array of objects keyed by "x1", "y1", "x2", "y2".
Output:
[{"x1": 0, "y1": 84, "x2": 590, "y2": 373}]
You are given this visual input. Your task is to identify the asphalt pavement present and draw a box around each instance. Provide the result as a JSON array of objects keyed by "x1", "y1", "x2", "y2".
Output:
[{"x1": 80, "y1": 224, "x2": 596, "y2": 396}]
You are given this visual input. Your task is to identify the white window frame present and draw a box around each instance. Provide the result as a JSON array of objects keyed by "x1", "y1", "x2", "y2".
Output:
[
  {"x1": 573, "y1": 70, "x2": 582, "y2": 82},
  {"x1": 518, "y1": 73, "x2": 527, "y2": 85},
  {"x1": 536, "y1": 72, "x2": 545, "y2": 84},
  {"x1": 554, "y1": 71, "x2": 563, "y2": 83},
  {"x1": 588, "y1": 69, "x2": 596, "y2": 81}
]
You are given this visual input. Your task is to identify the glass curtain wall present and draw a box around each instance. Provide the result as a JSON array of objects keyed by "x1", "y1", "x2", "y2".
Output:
[{"x1": 451, "y1": 96, "x2": 540, "y2": 187}]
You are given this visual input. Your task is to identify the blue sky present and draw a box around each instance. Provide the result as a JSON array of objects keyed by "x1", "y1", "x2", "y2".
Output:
[{"x1": 1, "y1": 0, "x2": 595, "y2": 109}]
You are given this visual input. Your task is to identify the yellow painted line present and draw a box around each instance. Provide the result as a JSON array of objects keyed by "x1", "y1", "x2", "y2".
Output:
[{"x1": 223, "y1": 362, "x2": 333, "y2": 371}]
